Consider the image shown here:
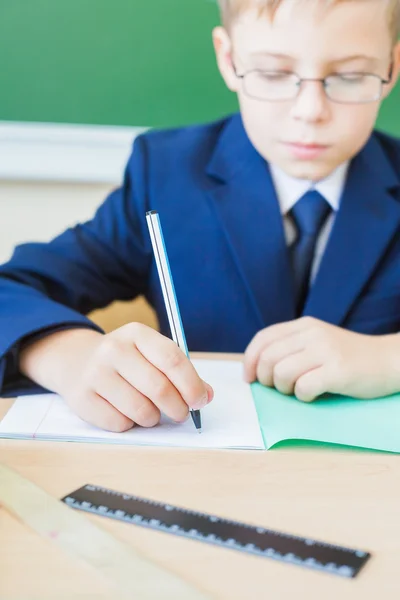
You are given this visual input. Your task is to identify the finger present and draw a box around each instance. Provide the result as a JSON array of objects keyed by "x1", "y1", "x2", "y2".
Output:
[
  {"x1": 118, "y1": 324, "x2": 212, "y2": 410},
  {"x1": 294, "y1": 365, "x2": 332, "y2": 402},
  {"x1": 94, "y1": 367, "x2": 162, "y2": 427},
  {"x1": 273, "y1": 351, "x2": 322, "y2": 396},
  {"x1": 255, "y1": 334, "x2": 307, "y2": 387},
  {"x1": 244, "y1": 317, "x2": 313, "y2": 383},
  {"x1": 204, "y1": 381, "x2": 214, "y2": 403},
  {"x1": 112, "y1": 345, "x2": 190, "y2": 422},
  {"x1": 67, "y1": 389, "x2": 134, "y2": 433}
]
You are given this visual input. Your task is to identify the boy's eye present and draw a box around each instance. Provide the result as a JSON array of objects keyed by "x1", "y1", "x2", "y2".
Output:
[
  {"x1": 258, "y1": 72, "x2": 293, "y2": 82},
  {"x1": 336, "y1": 73, "x2": 366, "y2": 83}
]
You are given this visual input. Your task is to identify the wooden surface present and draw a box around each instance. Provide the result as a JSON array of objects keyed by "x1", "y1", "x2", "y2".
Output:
[
  {"x1": 88, "y1": 296, "x2": 159, "y2": 334},
  {"x1": 1, "y1": 353, "x2": 400, "y2": 600}
]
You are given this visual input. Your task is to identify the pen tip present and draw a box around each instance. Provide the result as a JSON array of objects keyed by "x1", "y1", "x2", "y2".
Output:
[{"x1": 197, "y1": 428, "x2": 202, "y2": 434}]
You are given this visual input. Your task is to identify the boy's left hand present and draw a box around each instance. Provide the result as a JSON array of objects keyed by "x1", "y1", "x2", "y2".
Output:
[{"x1": 243, "y1": 317, "x2": 400, "y2": 401}]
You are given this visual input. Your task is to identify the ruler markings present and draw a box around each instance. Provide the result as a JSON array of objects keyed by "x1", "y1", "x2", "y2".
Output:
[{"x1": 62, "y1": 484, "x2": 371, "y2": 579}]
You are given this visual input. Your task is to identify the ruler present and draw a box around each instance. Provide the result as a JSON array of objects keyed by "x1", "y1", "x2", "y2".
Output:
[
  {"x1": 0, "y1": 464, "x2": 209, "y2": 600},
  {"x1": 63, "y1": 483, "x2": 371, "y2": 578}
]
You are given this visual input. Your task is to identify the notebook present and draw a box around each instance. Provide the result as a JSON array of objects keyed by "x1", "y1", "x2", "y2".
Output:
[
  {"x1": 252, "y1": 382, "x2": 400, "y2": 453},
  {"x1": 0, "y1": 360, "x2": 264, "y2": 450},
  {"x1": 1, "y1": 358, "x2": 400, "y2": 453}
]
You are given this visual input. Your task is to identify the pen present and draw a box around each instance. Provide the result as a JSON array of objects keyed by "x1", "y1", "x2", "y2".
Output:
[{"x1": 145, "y1": 210, "x2": 202, "y2": 433}]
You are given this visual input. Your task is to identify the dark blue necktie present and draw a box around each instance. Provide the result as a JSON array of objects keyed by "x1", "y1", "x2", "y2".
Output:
[{"x1": 290, "y1": 190, "x2": 331, "y2": 316}]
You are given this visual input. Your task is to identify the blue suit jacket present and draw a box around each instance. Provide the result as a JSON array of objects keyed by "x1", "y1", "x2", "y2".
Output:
[{"x1": 1, "y1": 113, "x2": 400, "y2": 395}]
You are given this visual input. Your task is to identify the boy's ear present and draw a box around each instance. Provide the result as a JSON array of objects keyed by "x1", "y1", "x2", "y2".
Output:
[
  {"x1": 383, "y1": 40, "x2": 400, "y2": 98},
  {"x1": 212, "y1": 27, "x2": 240, "y2": 92}
]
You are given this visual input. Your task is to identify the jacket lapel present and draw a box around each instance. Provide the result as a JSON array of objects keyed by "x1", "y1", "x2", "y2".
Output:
[
  {"x1": 205, "y1": 115, "x2": 295, "y2": 329},
  {"x1": 304, "y1": 133, "x2": 400, "y2": 324}
]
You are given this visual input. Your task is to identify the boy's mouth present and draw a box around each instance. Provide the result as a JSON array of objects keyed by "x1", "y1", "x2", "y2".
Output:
[{"x1": 282, "y1": 142, "x2": 330, "y2": 160}]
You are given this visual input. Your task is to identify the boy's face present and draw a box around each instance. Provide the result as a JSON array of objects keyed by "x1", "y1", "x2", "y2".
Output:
[{"x1": 213, "y1": 1, "x2": 400, "y2": 181}]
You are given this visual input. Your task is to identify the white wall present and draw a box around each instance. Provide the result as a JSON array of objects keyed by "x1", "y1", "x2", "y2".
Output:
[{"x1": 0, "y1": 180, "x2": 112, "y2": 263}]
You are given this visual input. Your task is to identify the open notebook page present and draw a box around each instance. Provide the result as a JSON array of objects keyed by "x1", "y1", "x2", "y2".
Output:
[{"x1": 0, "y1": 359, "x2": 265, "y2": 450}]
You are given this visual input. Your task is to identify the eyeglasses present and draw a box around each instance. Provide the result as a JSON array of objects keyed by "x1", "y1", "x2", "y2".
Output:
[{"x1": 232, "y1": 63, "x2": 393, "y2": 104}]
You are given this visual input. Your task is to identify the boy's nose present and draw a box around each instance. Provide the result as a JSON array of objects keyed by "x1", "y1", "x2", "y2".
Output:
[{"x1": 290, "y1": 80, "x2": 331, "y2": 123}]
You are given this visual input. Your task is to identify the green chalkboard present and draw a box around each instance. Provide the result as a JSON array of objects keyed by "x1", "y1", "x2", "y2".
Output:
[{"x1": 1, "y1": 0, "x2": 399, "y2": 134}]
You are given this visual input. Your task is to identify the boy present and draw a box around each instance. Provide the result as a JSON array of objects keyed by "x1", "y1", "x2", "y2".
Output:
[{"x1": 0, "y1": 0, "x2": 399, "y2": 433}]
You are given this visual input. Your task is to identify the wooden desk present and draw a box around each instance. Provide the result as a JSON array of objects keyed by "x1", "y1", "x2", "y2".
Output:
[{"x1": 1, "y1": 354, "x2": 400, "y2": 599}]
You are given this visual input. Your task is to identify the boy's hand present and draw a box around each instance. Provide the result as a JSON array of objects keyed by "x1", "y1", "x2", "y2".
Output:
[
  {"x1": 19, "y1": 324, "x2": 213, "y2": 432},
  {"x1": 243, "y1": 317, "x2": 400, "y2": 401}
]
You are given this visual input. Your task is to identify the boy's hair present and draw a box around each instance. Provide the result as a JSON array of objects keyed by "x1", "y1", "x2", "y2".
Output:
[{"x1": 217, "y1": 0, "x2": 400, "y2": 44}]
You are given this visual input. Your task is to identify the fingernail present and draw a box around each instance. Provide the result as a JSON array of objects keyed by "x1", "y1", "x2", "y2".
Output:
[{"x1": 192, "y1": 392, "x2": 209, "y2": 410}]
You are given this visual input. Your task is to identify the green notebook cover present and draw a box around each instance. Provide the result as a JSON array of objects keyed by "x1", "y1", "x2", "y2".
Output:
[{"x1": 252, "y1": 383, "x2": 400, "y2": 453}]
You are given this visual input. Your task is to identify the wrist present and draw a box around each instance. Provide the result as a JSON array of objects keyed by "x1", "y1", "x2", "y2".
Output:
[
  {"x1": 19, "y1": 328, "x2": 103, "y2": 395},
  {"x1": 375, "y1": 333, "x2": 400, "y2": 394}
]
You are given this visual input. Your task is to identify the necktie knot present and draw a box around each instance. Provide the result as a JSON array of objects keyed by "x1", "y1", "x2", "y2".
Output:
[{"x1": 290, "y1": 190, "x2": 331, "y2": 238}]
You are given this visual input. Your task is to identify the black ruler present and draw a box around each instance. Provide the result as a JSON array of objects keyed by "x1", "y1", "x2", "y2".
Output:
[{"x1": 62, "y1": 484, "x2": 370, "y2": 578}]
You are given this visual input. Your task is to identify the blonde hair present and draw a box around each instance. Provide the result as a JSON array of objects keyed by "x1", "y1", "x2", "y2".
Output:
[{"x1": 217, "y1": 0, "x2": 400, "y2": 43}]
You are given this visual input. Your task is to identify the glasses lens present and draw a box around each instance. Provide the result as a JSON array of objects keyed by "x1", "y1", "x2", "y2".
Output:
[
  {"x1": 244, "y1": 71, "x2": 298, "y2": 100},
  {"x1": 325, "y1": 74, "x2": 382, "y2": 103}
]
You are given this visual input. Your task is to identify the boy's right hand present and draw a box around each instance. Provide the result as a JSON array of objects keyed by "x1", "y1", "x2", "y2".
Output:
[{"x1": 19, "y1": 324, "x2": 213, "y2": 432}]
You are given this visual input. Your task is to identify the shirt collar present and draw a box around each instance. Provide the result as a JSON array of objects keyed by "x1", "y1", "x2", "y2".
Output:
[{"x1": 269, "y1": 161, "x2": 350, "y2": 216}]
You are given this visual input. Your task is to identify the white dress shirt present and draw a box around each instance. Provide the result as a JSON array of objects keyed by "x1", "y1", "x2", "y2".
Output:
[{"x1": 269, "y1": 161, "x2": 350, "y2": 283}]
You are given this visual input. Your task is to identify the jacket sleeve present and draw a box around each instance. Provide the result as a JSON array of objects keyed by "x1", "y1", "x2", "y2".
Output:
[{"x1": 0, "y1": 135, "x2": 153, "y2": 396}]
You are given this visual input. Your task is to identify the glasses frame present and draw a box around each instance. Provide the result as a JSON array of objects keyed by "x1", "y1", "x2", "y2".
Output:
[{"x1": 232, "y1": 62, "x2": 394, "y2": 104}]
